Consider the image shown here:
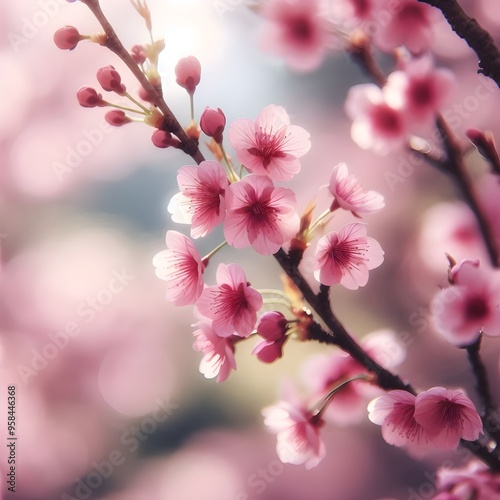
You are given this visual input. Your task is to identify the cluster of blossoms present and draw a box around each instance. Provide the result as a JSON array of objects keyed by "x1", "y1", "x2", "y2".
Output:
[
  {"x1": 154, "y1": 101, "x2": 386, "y2": 381},
  {"x1": 55, "y1": 0, "x2": 500, "y2": 498}
]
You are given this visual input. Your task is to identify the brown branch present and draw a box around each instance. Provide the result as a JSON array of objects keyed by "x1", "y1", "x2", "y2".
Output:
[
  {"x1": 417, "y1": 0, "x2": 500, "y2": 88},
  {"x1": 436, "y1": 115, "x2": 500, "y2": 267},
  {"x1": 80, "y1": 0, "x2": 205, "y2": 164}
]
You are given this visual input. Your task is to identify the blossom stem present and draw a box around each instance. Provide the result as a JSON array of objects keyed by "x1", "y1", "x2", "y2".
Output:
[
  {"x1": 307, "y1": 208, "x2": 334, "y2": 237},
  {"x1": 202, "y1": 240, "x2": 228, "y2": 262},
  {"x1": 220, "y1": 144, "x2": 239, "y2": 182},
  {"x1": 273, "y1": 249, "x2": 411, "y2": 391},
  {"x1": 106, "y1": 102, "x2": 147, "y2": 114},
  {"x1": 417, "y1": 0, "x2": 500, "y2": 88},
  {"x1": 124, "y1": 91, "x2": 151, "y2": 113},
  {"x1": 79, "y1": 0, "x2": 205, "y2": 164},
  {"x1": 435, "y1": 114, "x2": 500, "y2": 267},
  {"x1": 465, "y1": 336, "x2": 500, "y2": 445},
  {"x1": 312, "y1": 374, "x2": 373, "y2": 422},
  {"x1": 189, "y1": 94, "x2": 195, "y2": 122}
]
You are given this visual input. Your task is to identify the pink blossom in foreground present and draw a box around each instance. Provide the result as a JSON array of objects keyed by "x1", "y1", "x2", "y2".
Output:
[
  {"x1": 224, "y1": 175, "x2": 300, "y2": 255},
  {"x1": 368, "y1": 390, "x2": 434, "y2": 453},
  {"x1": 260, "y1": 0, "x2": 330, "y2": 72},
  {"x1": 314, "y1": 223, "x2": 384, "y2": 289},
  {"x1": 253, "y1": 311, "x2": 289, "y2": 363},
  {"x1": 431, "y1": 260, "x2": 500, "y2": 346},
  {"x1": 345, "y1": 84, "x2": 407, "y2": 154},
  {"x1": 96, "y1": 65, "x2": 127, "y2": 95},
  {"x1": 228, "y1": 104, "x2": 311, "y2": 182},
  {"x1": 192, "y1": 321, "x2": 237, "y2": 382},
  {"x1": 152, "y1": 231, "x2": 206, "y2": 306},
  {"x1": 415, "y1": 387, "x2": 483, "y2": 450},
  {"x1": 196, "y1": 263, "x2": 263, "y2": 337},
  {"x1": 373, "y1": 0, "x2": 437, "y2": 54},
  {"x1": 385, "y1": 56, "x2": 456, "y2": 128},
  {"x1": 168, "y1": 161, "x2": 229, "y2": 239},
  {"x1": 262, "y1": 397, "x2": 325, "y2": 469},
  {"x1": 327, "y1": 162, "x2": 385, "y2": 217}
]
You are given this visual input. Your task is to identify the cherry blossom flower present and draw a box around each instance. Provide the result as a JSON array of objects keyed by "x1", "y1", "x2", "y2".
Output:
[
  {"x1": 372, "y1": 0, "x2": 437, "y2": 54},
  {"x1": 313, "y1": 223, "x2": 384, "y2": 289},
  {"x1": 53, "y1": 26, "x2": 83, "y2": 50},
  {"x1": 345, "y1": 84, "x2": 407, "y2": 154},
  {"x1": 192, "y1": 321, "x2": 237, "y2": 383},
  {"x1": 168, "y1": 161, "x2": 229, "y2": 239},
  {"x1": 152, "y1": 231, "x2": 206, "y2": 306},
  {"x1": 368, "y1": 390, "x2": 434, "y2": 453},
  {"x1": 327, "y1": 162, "x2": 385, "y2": 217},
  {"x1": 262, "y1": 391, "x2": 325, "y2": 469},
  {"x1": 196, "y1": 263, "x2": 263, "y2": 338},
  {"x1": 224, "y1": 175, "x2": 300, "y2": 255},
  {"x1": 414, "y1": 387, "x2": 483, "y2": 449},
  {"x1": 385, "y1": 57, "x2": 456, "y2": 128},
  {"x1": 253, "y1": 311, "x2": 289, "y2": 363},
  {"x1": 260, "y1": 0, "x2": 330, "y2": 72},
  {"x1": 431, "y1": 260, "x2": 500, "y2": 346},
  {"x1": 228, "y1": 104, "x2": 311, "y2": 182},
  {"x1": 175, "y1": 56, "x2": 201, "y2": 95}
]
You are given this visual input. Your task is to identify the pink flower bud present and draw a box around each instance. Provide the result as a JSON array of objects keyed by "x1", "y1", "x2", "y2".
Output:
[
  {"x1": 53, "y1": 26, "x2": 82, "y2": 50},
  {"x1": 76, "y1": 86, "x2": 106, "y2": 108},
  {"x1": 96, "y1": 65, "x2": 127, "y2": 95},
  {"x1": 200, "y1": 107, "x2": 226, "y2": 144},
  {"x1": 130, "y1": 44, "x2": 147, "y2": 65},
  {"x1": 257, "y1": 311, "x2": 288, "y2": 341},
  {"x1": 151, "y1": 130, "x2": 181, "y2": 149},
  {"x1": 175, "y1": 56, "x2": 201, "y2": 95},
  {"x1": 253, "y1": 337, "x2": 287, "y2": 364},
  {"x1": 138, "y1": 86, "x2": 153, "y2": 103},
  {"x1": 105, "y1": 110, "x2": 131, "y2": 127}
]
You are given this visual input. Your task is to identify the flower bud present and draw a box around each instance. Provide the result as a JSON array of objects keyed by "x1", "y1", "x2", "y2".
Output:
[
  {"x1": 200, "y1": 107, "x2": 226, "y2": 144},
  {"x1": 151, "y1": 130, "x2": 181, "y2": 148},
  {"x1": 105, "y1": 110, "x2": 131, "y2": 127},
  {"x1": 130, "y1": 44, "x2": 147, "y2": 65},
  {"x1": 53, "y1": 26, "x2": 82, "y2": 50},
  {"x1": 96, "y1": 65, "x2": 127, "y2": 95},
  {"x1": 76, "y1": 86, "x2": 106, "y2": 108},
  {"x1": 175, "y1": 56, "x2": 201, "y2": 95}
]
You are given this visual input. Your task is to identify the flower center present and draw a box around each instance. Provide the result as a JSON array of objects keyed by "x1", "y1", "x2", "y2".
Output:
[{"x1": 465, "y1": 296, "x2": 489, "y2": 321}]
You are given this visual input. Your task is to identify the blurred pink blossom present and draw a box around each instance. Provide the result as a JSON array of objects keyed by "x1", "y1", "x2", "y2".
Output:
[
  {"x1": 431, "y1": 259, "x2": 500, "y2": 346},
  {"x1": 262, "y1": 390, "x2": 325, "y2": 469},
  {"x1": 260, "y1": 0, "x2": 330, "y2": 72},
  {"x1": 345, "y1": 84, "x2": 408, "y2": 154}
]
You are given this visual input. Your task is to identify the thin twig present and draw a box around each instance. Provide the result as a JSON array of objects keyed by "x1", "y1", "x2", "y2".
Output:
[
  {"x1": 418, "y1": 0, "x2": 500, "y2": 88},
  {"x1": 80, "y1": 0, "x2": 205, "y2": 164}
]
